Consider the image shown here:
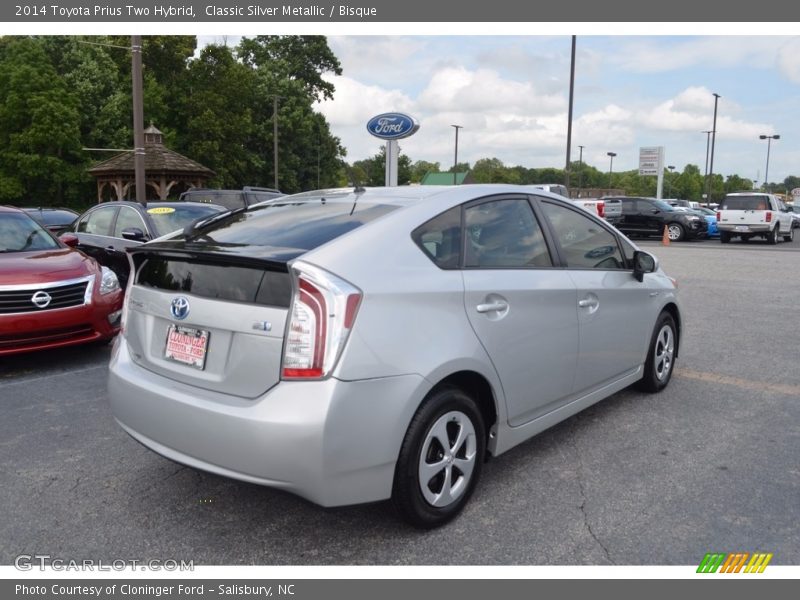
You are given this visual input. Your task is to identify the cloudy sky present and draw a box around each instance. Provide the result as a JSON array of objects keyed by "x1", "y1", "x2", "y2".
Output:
[{"x1": 198, "y1": 34, "x2": 800, "y2": 184}]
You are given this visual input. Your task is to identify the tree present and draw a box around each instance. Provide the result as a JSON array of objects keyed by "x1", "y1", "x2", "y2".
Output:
[
  {"x1": 237, "y1": 36, "x2": 342, "y2": 102},
  {"x1": 0, "y1": 37, "x2": 85, "y2": 205},
  {"x1": 410, "y1": 160, "x2": 440, "y2": 183},
  {"x1": 352, "y1": 145, "x2": 412, "y2": 186}
]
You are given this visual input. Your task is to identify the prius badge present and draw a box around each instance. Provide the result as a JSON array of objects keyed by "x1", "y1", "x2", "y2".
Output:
[{"x1": 170, "y1": 296, "x2": 190, "y2": 320}]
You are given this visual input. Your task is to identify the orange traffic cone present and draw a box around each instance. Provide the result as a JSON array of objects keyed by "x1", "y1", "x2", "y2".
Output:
[{"x1": 662, "y1": 225, "x2": 670, "y2": 246}]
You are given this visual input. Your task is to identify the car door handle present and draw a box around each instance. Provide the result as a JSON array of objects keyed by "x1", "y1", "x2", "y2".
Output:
[
  {"x1": 578, "y1": 298, "x2": 599, "y2": 308},
  {"x1": 476, "y1": 301, "x2": 508, "y2": 313}
]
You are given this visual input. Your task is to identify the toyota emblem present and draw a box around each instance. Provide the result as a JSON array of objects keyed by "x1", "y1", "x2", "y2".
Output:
[{"x1": 170, "y1": 296, "x2": 190, "y2": 320}]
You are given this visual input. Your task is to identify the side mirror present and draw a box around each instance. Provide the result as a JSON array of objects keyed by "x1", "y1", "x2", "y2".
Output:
[
  {"x1": 59, "y1": 233, "x2": 79, "y2": 248},
  {"x1": 121, "y1": 227, "x2": 148, "y2": 242},
  {"x1": 632, "y1": 250, "x2": 657, "y2": 282}
]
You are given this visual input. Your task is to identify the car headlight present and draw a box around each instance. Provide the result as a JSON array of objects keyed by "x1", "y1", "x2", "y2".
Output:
[{"x1": 99, "y1": 266, "x2": 121, "y2": 295}]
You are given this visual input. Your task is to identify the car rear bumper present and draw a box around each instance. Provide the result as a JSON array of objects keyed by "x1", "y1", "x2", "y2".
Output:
[
  {"x1": 0, "y1": 292, "x2": 122, "y2": 356},
  {"x1": 717, "y1": 223, "x2": 771, "y2": 234},
  {"x1": 108, "y1": 338, "x2": 424, "y2": 507}
]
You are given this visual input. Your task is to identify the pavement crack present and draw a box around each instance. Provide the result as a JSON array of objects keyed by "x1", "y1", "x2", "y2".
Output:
[
  {"x1": 575, "y1": 473, "x2": 615, "y2": 565},
  {"x1": 162, "y1": 465, "x2": 187, "y2": 481},
  {"x1": 69, "y1": 476, "x2": 81, "y2": 493}
]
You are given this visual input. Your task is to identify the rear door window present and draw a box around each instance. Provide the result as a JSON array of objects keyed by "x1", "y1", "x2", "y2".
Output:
[
  {"x1": 78, "y1": 206, "x2": 117, "y2": 235},
  {"x1": 464, "y1": 199, "x2": 552, "y2": 268}
]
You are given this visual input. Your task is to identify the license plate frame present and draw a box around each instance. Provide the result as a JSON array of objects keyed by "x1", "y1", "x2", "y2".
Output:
[{"x1": 164, "y1": 324, "x2": 209, "y2": 370}]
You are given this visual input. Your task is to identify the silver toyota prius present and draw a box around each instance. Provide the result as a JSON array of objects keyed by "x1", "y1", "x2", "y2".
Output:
[{"x1": 109, "y1": 185, "x2": 680, "y2": 527}]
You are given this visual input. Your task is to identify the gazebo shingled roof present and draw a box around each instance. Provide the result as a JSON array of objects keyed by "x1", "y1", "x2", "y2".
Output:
[{"x1": 88, "y1": 124, "x2": 214, "y2": 202}]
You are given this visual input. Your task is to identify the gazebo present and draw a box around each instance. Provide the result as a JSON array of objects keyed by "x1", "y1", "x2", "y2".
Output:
[{"x1": 88, "y1": 124, "x2": 214, "y2": 203}]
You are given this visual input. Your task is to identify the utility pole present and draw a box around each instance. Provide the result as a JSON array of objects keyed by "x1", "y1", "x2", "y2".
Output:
[
  {"x1": 577, "y1": 145, "x2": 585, "y2": 193},
  {"x1": 131, "y1": 35, "x2": 146, "y2": 207},
  {"x1": 272, "y1": 96, "x2": 282, "y2": 190}
]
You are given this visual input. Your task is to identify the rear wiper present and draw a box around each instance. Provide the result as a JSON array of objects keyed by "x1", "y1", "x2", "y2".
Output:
[{"x1": 183, "y1": 206, "x2": 248, "y2": 238}]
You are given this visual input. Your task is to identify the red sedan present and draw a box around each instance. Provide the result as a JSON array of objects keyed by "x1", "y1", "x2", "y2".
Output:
[{"x1": 0, "y1": 206, "x2": 123, "y2": 356}]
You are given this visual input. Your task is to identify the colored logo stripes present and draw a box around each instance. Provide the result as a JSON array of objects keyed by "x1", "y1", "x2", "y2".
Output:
[{"x1": 697, "y1": 552, "x2": 773, "y2": 573}]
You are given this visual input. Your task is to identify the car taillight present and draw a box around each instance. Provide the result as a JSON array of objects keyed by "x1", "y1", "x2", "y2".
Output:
[
  {"x1": 281, "y1": 262, "x2": 362, "y2": 380},
  {"x1": 766, "y1": 211, "x2": 772, "y2": 222},
  {"x1": 597, "y1": 201, "x2": 605, "y2": 219},
  {"x1": 716, "y1": 211, "x2": 721, "y2": 221}
]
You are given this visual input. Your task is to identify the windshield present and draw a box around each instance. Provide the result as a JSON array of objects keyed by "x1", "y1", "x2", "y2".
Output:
[
  {"x1": 653, "y1": 200, "x2": 675, "y2": 211},
  {"x1": 147, "y1": 205, "x2": 225, "y2": 237},
  {"x1": 0, "y1": 212, "x2": 61, "y2": 253}
]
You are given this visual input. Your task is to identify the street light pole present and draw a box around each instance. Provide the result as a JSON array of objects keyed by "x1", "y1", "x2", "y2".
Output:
[
  {"x1": 706, "y1": 93, "x2": 721, "y2": 206},
  {"x1": 578, "y1": 145, "x2": 585, "y2": 193},
  {"x1": 131, "y1": 35, "x2": 146, "y2": 207},
  {"x1": 702, "y1": 130, "x2": 712, "y2": 193},
  {"x1": 451, "y1": 125, "x2": 463, "y2": 185},
  {"x1": 667, "y1": 165, "x2": 675, "y2": 197},
  {"x1": 759, "y1": 134, "x2": 780, "y2": 191},
  {"x1": 607, "y1": 151, "x2": 617, "y2": 189},
  {"x1": 565, "y1": 35, "x2": 576, "y2": 191}
]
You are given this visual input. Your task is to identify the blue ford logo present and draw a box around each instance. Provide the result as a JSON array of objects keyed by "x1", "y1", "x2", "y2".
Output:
[
  {"x1": 366, "y1": 113, "x2": 420, "y2": 140},
  {"x1": 170, "y1": 296, "x2": 190, "y2": 320}
]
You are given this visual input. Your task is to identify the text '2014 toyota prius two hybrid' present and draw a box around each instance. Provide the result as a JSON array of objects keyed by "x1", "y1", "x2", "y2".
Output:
[{"x1": 109, "y1": 185, "x2": 681, "y2": 527}]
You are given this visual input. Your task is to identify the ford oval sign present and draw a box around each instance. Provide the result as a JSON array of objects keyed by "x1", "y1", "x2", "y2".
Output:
[{"x1": 366, "y1": 113, "x2": 420, "y2": 140}]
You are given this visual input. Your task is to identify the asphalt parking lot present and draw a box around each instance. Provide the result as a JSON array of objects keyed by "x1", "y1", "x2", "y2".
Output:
[{"x1": 1, "y1": 235, "x2": 798, "y2": 565}]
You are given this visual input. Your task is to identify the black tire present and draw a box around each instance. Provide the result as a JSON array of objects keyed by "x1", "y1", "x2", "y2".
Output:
[
  {"x1": 768, "y1": 226, "x2": 779, "y2": 244},
  {"x1": 784, "y1": 227, "x2": 794, "y2": 243},
  {"x1": 637, "y1": 312, "x2": 677, "y2": 393},
  {"x1": 667, "y1": 222, "x2": 684, "y2": 242},
  {"x1": 720, "y1": 231, "x2": 731, "y2": 244},
  {"x1": 392, "y1": 386, "x2": 485, "y2": 528}
]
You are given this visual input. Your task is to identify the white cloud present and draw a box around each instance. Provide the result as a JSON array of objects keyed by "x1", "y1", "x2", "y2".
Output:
[
  {"x1": 777, "y1": 37, "x2": 800, "y2": 83},
  {"x1": 609, "y1": 37, "x2": 791, "y2": 73}
]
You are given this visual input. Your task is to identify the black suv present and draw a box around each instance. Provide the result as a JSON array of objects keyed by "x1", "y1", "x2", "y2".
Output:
[
  {"x1": 178, "y1": 186, "x2": 283, "y2": 211},
  {"x1": 607, "y1": 197, "x2": 707, "y2": 241}
]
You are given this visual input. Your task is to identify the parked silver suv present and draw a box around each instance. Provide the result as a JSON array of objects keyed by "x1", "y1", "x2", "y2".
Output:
[{"x1": 109, "y1": 185, "x2": 681, "y2": 527}]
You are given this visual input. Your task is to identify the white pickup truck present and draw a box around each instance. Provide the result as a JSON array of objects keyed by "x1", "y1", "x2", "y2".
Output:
[
  {"x1": 717, "y1": 193, "x2": 794, "y2": 244},
  {"x1": 526, "y1": 185, "x2": 622, "y2": 221}
]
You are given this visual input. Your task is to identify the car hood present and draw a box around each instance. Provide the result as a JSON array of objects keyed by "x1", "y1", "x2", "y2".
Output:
[{"x1": 0, "y1": 248, "x2": 96, "y2": 286}]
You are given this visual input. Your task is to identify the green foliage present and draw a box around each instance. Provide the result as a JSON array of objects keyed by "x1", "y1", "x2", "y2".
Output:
[
  {"x1": 352, "y1": 145, "x2": 412, "y2": 186},
  {"x1": 0, "y1": 35, "x2": 345, "y2": 204}
]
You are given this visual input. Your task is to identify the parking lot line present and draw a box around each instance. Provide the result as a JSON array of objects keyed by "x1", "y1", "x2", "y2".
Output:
[{"x1": 676, "y1": 367, "x2": 800, "y2": 397}]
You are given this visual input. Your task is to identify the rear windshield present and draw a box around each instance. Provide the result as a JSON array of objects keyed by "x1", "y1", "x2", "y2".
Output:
[
  {"x1": 720, "y1": 196, "x2": 770, "y2": 210},
  {"x1": 190, "y1": 201, "x2": 398, "y2": 251}
]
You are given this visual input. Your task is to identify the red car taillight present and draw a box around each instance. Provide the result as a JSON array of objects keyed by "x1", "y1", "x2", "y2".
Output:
[
  {"x1": 281, "y1": 262, "x2": 362, "y2": 380},
  {"x1": 597, "y1": 201, "x2": 605, "y2": 219},
  {"x1": 766, "y1": 211, "x2": 772, "y2": 222},
  {"x1": 716, "y1": 211, "x2": 721, "y2": 221}
]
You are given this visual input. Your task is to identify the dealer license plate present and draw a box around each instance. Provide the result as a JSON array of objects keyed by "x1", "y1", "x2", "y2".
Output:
[{"x1": 165, "y1": 325, "x2": 209, "y2": 370}]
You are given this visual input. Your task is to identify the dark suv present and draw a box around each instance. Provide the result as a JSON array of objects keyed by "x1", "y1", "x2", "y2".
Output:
[
  {"x1": 178, "y1": 186, "x2": 283, "y2": 211},
  {"x1": 607, "y1": 197, "x2": 707, "y2": 241}
]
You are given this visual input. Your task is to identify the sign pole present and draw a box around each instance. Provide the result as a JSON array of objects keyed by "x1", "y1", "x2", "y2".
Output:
[{"x1": 385, "y1": 140, "x2": 398, "y2": 187}]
